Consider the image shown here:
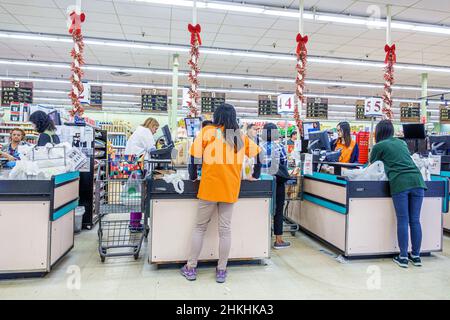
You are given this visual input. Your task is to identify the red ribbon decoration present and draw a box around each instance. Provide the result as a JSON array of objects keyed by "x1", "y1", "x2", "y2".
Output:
[
  {"x1": 296, "y1": 33, "x2": 308, "y2": 56},
  {"x1": 384, "y1": 44, "x2": 396, "y2": 64},
  {"x1": 68, "y1": 11, "x2": 86, "y2": 35},
  {"x1": 188, "y1": 24, "x2": 202, "y2": 46}
]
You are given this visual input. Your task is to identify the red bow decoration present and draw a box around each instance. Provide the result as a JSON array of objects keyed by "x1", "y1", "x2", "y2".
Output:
[
  {"x1": 296, "y1": 33, "x2": 308, "y2": 56},
  {"x1": 384, "y1": 44, "x2": 396, "y2": 64},
  {"x1": 69, "y1": 11, "x2": 86, "y2": 34},
  {"x1": 188, "y1": 24, "x2": 202, "y2": 46}
]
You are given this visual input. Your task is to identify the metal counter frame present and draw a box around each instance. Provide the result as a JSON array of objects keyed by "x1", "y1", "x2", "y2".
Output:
[
  {"x1": 297, "y1": 172, "x2": 447, "y2": 258},
  {"x1": 146, "y1": 177, "x2": 275, "y2": 265},
  {"x1": 0, "y1": 172, "x2": 80, "y2": 279}
]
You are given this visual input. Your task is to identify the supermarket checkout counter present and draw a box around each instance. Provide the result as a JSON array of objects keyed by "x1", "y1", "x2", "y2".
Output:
[
  {"x1": 437, "y1": 171, "x2": 450, "y2": 232},
  {"x1": 146, "y1": 174, "x2": 274, "y2": 265},
  {"x1": 297, "y1": 172, "x2": 447, "y2": 257},
  {"x1": 0, "y1": 171, "x2": 79, "y2": 278}
]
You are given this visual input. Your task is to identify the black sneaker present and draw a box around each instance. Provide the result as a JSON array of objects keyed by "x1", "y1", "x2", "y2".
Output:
[
  {"x1": 273, "y1": 241, "x2": 291, "y2": 250},
  {"x1": 408, "y1": 254, "x2": 422, "y2": 267},
  {"x1": 393, "y1": 255, "x2": 408, "y2": 268}
]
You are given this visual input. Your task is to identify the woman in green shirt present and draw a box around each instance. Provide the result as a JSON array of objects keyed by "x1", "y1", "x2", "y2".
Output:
[{"x1": 370, "y1": 120, "x2": 427, "y2": 269}]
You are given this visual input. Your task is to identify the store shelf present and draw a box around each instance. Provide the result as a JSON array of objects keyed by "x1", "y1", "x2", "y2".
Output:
[
  {"x1": 112, "y1": 145, "x2": 126, "y2": 149},
  {"x1": 107, "y1": 132, "x2": 126, "y2": 135}
]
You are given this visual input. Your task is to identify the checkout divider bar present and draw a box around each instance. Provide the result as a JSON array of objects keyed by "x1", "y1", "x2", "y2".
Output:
[
  {"x1": 52, "y1": 199, "x2": 79, "y2": 221},
  {"x1": 302, "y1": 193, "x2": 348, "y2": 215}
]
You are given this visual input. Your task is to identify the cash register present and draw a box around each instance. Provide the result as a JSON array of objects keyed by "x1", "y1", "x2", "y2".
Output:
[
  {"x1": 150, "y1": 125, "x2": 174, "y2": 165},
  {"x1": 307, "y1": 130, "x2": 341, "y2": 163}
]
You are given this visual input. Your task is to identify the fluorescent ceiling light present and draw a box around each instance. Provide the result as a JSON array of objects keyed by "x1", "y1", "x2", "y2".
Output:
[
  {"x1": 1, "y1": 59, "x2": 448, "y2": 93},
  {"x1": 1, "y1": 31, "x2": 449, "y2": 74},
  {"x1": 127, "y1": 0, "x2": 450, "y2": 36}
]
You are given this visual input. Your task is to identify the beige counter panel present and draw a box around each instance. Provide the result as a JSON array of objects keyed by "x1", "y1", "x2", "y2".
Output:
[
  {"x1": 444, "y1": 212, "x2": 450, "y2": 231},
  {"x1": 50, "y1": 211, "x2": 74, "y2": 265},
  {"x1": 53, "y1": 180, "x2": 79, "y2": 209},
  {"x1": 299, "y1": 201, "x2": 346, "y2": 251},
  {"x1": 303, "y1": 179, "x2": 346, "y2": 206},
  {"x1": 0, "y1": 201, "x2": 50, "y2": 272},
  {"x1": 150, "y1": 198, "x2": 271, "y2": 263},
  {"x1": 347, "y1": 198, "x2": 442, "y2": 255}
]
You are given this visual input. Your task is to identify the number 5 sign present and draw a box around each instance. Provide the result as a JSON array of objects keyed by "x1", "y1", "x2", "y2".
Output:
[
  {"x1": 277, "y1": 93, "x2": 295, "y2": 114},
  {"x1": 364, "y1": 98, "x2": 383, "y2": 117}
]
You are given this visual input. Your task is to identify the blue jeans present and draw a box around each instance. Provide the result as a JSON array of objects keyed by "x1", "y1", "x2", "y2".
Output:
[{"x1": 392, "y1": 188, "x2": 424, "y2": 258}]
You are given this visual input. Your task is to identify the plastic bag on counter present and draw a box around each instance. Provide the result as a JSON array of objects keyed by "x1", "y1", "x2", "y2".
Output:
[
  {"x1": 411, "y1": 154, "x2": 432, "y2": 181},
  {"x1": 342, "y1": 161, "x2": 388, "y2": 181},
  {"x1": 162, "y1": 173, "x2": 185, "y2": 194}
]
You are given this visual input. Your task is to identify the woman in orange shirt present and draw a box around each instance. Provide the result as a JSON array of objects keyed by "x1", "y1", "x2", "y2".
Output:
[
  {"x1": 181, "y1": 104, "x2": 260, "y2": 283},
  {"x1": 331, "y1": 121, "x2": 359, "y2": 163}
]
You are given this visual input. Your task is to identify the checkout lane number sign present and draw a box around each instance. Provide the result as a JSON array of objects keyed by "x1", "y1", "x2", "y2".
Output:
[
  {"x1": 364, "y1": 98, "x2": 383, "y2": 117},
  {"x1": 277, "y1": 93, "x2": 295, "y2": 114}
]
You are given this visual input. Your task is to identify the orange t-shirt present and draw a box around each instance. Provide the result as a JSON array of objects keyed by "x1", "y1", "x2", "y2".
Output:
[
  {"x1": 335, "y1": 138, "x2": 356, "y2": 163},
  {"x1": 190, "y1": 125, "x2": 260, "y2": 203}
]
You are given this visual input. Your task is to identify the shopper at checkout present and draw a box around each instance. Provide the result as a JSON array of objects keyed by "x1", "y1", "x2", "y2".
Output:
[
  {"x1": 370, "y1": 120, "x2": 427, "y2": 268},
  {"x1": 253, "y1": 122, "x2": 291, "y2": 249},
  {"x1": 29, "y1": 111, "x2": 60, "y2": 146},
  {"x1": 124, "y1": 117, "x2": 159, "y2": 157},
  {"x1": 0, "y1": 128, "x2": 29, "y2": 167},
  {"x1": 331, "y1": 121, "x2": 359, "y2": 163},
  {"x1": 181, "y1": 103, "x2": 261, "y2": 283}
]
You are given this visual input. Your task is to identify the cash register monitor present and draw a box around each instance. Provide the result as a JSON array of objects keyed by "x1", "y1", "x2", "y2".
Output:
[
  {"x1": 184, "y1": 117, "x2": 202, "y2": 138},
  {"x1": 429, "y1": 135, "x2": 450, "y2": 155},
  {"x1": 150, "y1": 125, "x2": 174, "y2": 160},
  {"x1": 302, "y1": 121, "x2": 321, "y2": 140},
  {"x1": 307, "y1": 130, "x2": 331, "y2": 152},
  {"x1": 403, "y1": 123, "x2": 426, "y2": 140}
]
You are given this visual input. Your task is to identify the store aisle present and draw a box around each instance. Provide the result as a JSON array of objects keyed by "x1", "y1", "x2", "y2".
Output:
[{"x1": 1, "y1": 229, "x2": 449, "y2": 300}]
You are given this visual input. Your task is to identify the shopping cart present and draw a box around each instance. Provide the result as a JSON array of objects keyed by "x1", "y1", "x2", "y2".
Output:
[{"x1": 96, "y1": 159, "x2": 147, "y2": 262}]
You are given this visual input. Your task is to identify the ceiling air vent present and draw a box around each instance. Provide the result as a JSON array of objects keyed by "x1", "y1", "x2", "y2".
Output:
[
  {"x1": 111, "y1": 71, "x2": 132, "y2": 77},
  {"x1": 327, "y1": 85, "x2": 346, "y2": 90}
]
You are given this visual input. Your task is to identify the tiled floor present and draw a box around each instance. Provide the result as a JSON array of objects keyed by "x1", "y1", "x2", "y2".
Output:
[{"x1": 1, "y1": 229, "x2": 450, "y2": 300}]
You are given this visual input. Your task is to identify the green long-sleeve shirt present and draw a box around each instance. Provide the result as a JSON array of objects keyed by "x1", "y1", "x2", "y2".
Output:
[{"x1": 370, "y1": 137, "x2": 427, "y2": 195}]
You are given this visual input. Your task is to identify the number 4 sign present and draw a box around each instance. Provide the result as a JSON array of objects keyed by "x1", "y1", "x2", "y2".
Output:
[
  {"x1": 364, "y1": 98, "x2": 383, "y2": 117},
  {"x1": 277, "y1": 93, "x2": 295, "y2": 114}
]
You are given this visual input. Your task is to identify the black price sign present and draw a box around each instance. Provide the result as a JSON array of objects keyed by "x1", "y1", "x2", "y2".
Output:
[
  {"x1": 439, "y1": 105, "x2": 450, "y2": 124},
  {"x1": 89, "y1": 85, "x2": 103, "y2": 110},
  {"x1": 258, "y1": 95, "x2": 278, "y2": 117},
  {"x1": 307, "y1": 97, "x2": 328, "y2": 119},
  {"x1": 400, "y1": 102, "x2": 420, "y2": 123},
  {"x1": 1, "y1": 81, "x2": 33, "y2": 106},
  {"x1": 201, "y1": 92, "x2": 225, "y2": 114},
  {"x1": 355, "y1": 99, "x2": 370, "y2": 120},
  {"x1": 141, "y1": 89, "x2": 168, "y2": 112}
]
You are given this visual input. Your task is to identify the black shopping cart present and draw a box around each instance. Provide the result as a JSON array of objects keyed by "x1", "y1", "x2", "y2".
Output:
[{"x1": 96, "y1": 160, "x2": 147, "y2": 262}]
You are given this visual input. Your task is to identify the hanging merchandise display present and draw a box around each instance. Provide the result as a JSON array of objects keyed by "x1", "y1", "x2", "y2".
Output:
[
  {"x1": 67, "y1": 7, "x2": 86, "y2": 118},
  {"x1": 187, "y1": 22, "x2": 202, "y2": 117}
]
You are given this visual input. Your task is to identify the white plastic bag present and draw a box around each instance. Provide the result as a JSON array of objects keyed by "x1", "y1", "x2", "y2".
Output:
[
  {"x1": 342, "y1": 161, "x2": 388, "y2": 181},
  {"x1": 162, "y1": 173, "x2": 185, "y2": 194},
  {"x1": 411, "y1": 154, "x2": 432, "y2": 181}
]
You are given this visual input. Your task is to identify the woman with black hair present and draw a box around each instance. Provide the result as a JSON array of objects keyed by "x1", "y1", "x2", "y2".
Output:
[
  {"x1": 370, "y1": 120, "x2": 427, "y2": 268},
  {"x1": 182, "y1": 103, "x2": 260, "y2": 283},
  {"x1": 29, "y1": 111, "x2": 60, "y2": 146},
  {"x1": 253, "y1": 122, "x2": 291, "y2": 249},
  {"x1": 332, "y1": 121, "x2": 359, "y2": 163}
]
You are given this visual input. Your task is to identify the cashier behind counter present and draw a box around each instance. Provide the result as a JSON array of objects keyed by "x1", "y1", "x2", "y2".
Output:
[{"x1": 303, "y1": 121, "x2": 359, "y2": 164}]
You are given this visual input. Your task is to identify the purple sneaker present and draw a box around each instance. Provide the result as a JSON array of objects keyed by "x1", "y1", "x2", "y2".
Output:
[
  {"x1": 216, "y1": 268, "x2": 227, "y2": 283},
  {"x1": 180, "y1": 265, "x2": 197, "y2": 281}
]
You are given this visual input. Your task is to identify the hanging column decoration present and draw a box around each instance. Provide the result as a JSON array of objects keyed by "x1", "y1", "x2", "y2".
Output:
[
  {"x1": 187, "y1": 1, "x2": 201, "y2": 117},
  {"x1": 67, "y1": 7, "x2": 86, "y2": 117},
  {"x1": 382, "y1": 5, "x2": 395, "y2": 120},
  {"x1": 294, "y1": 0, "x2": 307, "y2": 135}
]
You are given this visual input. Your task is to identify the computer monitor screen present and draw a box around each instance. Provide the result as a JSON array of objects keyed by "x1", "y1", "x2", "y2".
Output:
[
  {"x1": 185, "y1": 117, "x2": 202, "y2": 138},
  {"x1": 48, "y1": 110, "x2": 61, "y2": 126},
  {"x1": 162, "y1": 125, "x2": 173, "y2": 146},
  {"x1": 303, "y1": 121, "x2": 320, "y2": 140},
  {"x1": 307, "y1": 130, "x2": 331, "y2": 152},
  {"x1": 429, "y1": 135, "x2": 450, "y2": 155},
  {"x1": 403, "y1": 123, "x2": 426, "y2": 140}
]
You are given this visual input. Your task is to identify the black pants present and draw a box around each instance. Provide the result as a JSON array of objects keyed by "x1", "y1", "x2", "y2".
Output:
[{"x1": 274, "y1": 176, "x2": 286, "y2": 236}]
